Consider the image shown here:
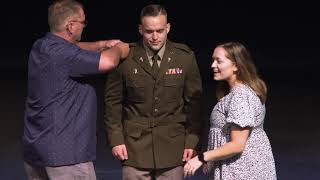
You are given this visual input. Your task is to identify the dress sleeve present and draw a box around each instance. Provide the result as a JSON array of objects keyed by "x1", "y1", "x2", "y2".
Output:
[{"x1": 225, "y1": 88, "x2": 255, "y2": 128}]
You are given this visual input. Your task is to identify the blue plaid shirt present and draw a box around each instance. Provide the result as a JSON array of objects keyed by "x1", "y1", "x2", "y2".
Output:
[{"x1": 23, "y1": 33, "x2": 100, "y2": 166}]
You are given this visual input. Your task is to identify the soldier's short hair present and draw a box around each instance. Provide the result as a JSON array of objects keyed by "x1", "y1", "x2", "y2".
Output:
[
  {"x1": 48, "y1": 0, "x2": 83, "y2": 32},
  {"x1": 140, "y1": 4, "x2": 167, "y2": 23}
]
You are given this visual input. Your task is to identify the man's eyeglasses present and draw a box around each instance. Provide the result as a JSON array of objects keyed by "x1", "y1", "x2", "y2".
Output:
[{"x1": 70, "y1": 19, "x2": 88, "y2": 27}]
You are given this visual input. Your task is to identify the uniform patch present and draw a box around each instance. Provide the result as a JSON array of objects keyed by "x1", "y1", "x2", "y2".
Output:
[{"x1": 165, "y1": 68, "x2": 183, "y2": 75}]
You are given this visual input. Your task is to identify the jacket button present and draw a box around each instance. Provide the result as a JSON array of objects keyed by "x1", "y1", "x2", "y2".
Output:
[
  {"x1": 155, "y1": 97, "x2": 159, "y2": 101},
  {"x1": 154, "y1": 108, "x2": 158, "y2": 112}
]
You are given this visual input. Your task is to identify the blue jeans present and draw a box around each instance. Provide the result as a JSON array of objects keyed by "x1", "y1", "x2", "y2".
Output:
[{"x1": 24, "y1": 161, "x2": 96, "y2": 180}]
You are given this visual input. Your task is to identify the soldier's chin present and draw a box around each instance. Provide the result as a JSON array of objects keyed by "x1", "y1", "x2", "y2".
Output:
[{"x1": 150, "y1": 45, "x2": 161, "y2": 51}]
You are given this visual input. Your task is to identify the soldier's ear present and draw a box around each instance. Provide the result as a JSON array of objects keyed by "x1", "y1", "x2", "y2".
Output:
[
  {"x1": 138, "y1": 24, "x2": 143, "y2": 35},
  {"x1": 166, "y1": 23, "x2": 171, "y2": 34}
]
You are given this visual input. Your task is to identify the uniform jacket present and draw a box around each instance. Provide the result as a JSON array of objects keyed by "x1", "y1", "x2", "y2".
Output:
[{"x1": 104, "y1": 40, "x2": 202, "y2": 169}]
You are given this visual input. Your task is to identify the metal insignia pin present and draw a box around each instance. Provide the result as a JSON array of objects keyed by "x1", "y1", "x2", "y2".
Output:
[
  {"x1": 139, "y1": 57, "x2": 143, "y2": 62},
  {"x1": 134, "y1": 68, "x2": 138, "y2": 74}
]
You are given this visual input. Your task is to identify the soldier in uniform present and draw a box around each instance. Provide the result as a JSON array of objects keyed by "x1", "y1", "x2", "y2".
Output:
[{"x1": 104, "y1": 4, "x2": 202, "y2": 180}]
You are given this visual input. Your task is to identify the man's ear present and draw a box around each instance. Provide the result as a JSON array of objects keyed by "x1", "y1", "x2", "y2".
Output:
[
  {"x1": 66, "y1": 22, "x2": 73, "y2": 36},
  {"x1": 166, "y1": 23, "x2": 171, "y2": 34},
  {"x1": 138, "y1": 24, "x2": 143, "y2": 35}
]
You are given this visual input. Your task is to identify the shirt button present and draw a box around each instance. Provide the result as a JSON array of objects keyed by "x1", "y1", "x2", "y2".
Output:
[{"x1": 154, "y1": 108, "x2": 158, "y2": 112}]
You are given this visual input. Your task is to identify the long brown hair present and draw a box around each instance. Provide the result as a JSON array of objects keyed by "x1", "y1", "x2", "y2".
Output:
[{"x1": 215, "y1": 42, "x2": 267, "y2": 104}]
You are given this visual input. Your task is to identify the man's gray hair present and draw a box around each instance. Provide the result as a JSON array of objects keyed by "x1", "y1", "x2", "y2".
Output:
[{"x1": 48, "y1": 0, "x2": 83, "y2": 32}]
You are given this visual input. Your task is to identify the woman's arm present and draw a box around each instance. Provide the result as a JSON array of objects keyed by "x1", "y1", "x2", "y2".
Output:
[
  {"x1": 184, "y1": 125, "x2": 250, "y2": 177},
  {"x1": 204, "y1": 125, "x2": 250, "y2": 161}
]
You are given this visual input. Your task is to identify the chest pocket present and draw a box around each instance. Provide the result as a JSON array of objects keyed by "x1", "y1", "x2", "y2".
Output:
[
  {"x1": 126, "y1": 75, "x2": 146, "y2": 103},
  {"x1": 163, "y1": 75, "x2": 184, "y2": 102}
]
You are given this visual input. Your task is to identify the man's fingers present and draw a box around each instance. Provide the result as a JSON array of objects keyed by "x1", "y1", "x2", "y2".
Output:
[
  {"x1": 122, "y1": 145, "x2": 128, "y2": 160},
  {"x1": 115, "y1": 151, "x2": 123, "y2": 160},
  {"x1": 112, "y1": 145, "x2": 127, "y2": 161},
  {"x1": 185, "y1": 151, "x2": 192, "y2": 161},
  {"x1": 182, "y1": 152, "x2": 187, "y2": 161},
  {"x1": 182, "y1": 149, "x2": 190, "y2": 161}
]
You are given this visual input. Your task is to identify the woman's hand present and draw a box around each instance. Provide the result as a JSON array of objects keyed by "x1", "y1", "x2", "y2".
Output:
[{"x1": 183, "y1": 156, "x2": 203, "y2": 177}]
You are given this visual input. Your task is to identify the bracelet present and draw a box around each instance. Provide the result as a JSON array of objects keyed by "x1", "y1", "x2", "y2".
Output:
[{"x1": 198, "y1": 153, "x2": 206, "y2": 163}]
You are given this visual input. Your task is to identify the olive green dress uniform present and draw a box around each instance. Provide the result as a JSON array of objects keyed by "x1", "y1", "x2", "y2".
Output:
[{"x1": 104, "y1": 40, "x2": 202, "y2": 169}]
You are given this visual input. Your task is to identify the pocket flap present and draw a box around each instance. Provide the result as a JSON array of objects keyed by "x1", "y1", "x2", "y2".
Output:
[
  {"x1": 125, "y1": 123, "x2": 143, "y2": 138},
  {"x1": 164, "y1": 78, "x2": 177, "y2": 87},
  {"x1": 169, "y1": 124, "x2": 185, "y2": 137}
]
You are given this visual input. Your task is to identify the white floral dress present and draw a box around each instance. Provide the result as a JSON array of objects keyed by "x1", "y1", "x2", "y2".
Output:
[{"x1": 208, "y1": 84, "x2": 277, "y2": 180}]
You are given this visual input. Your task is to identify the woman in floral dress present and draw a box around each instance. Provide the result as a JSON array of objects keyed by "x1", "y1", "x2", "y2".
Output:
[{"x1": 184, "y1": 42, "x2": 276, "y2": 179}]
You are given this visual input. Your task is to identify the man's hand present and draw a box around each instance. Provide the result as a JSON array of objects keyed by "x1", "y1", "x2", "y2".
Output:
[
  {"x1": 99, "y1": 40, "x2": 121, "y2": 51},
  {"x1": 182, "y1": 149, "x2": 197, "y2": 162},
  {"x1": 114, "y1": 42, "x2": 130, "y2": 59},
  {"x1": 112, "y1": 144, "x2": 128, "y2": 161}
]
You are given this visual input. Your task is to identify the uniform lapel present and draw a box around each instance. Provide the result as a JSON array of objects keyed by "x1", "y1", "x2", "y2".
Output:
[
  {"x1": 156, "y1": 41, "x2": 173, "y2": 82},
  {"x1": 132, "y1": 41, "x2": 156, "y2": 79}
]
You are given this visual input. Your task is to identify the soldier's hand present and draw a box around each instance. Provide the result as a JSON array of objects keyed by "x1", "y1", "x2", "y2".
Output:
[
  {"x1": 182, "y1": 149, "x2": 196, "y2": 162},
  {"x1": 112, "y1": 144, "x2": 128, "y2": 161},
  {"x1": 114, "y1": 42, "x2": 129, "y2": 59}
]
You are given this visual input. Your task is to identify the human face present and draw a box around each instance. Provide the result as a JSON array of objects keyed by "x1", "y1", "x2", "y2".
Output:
[
  {"x1": 139, "y1": 15, "x2": 170, "y2": 52},
  {"x1": 211, "y1": 47, "x2": 238, "y2": 84},
  {"x1": 68, "y1": 8, "x2": 86, "y2": 42}
]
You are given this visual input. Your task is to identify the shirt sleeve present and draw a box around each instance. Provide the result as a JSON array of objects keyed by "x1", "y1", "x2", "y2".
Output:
[
  {"x1": 68, "y1": 45, "x2": 100, "y2": 77},
  {"x1": 225, "y1": 88, "x2": 255, "y2": 128}
]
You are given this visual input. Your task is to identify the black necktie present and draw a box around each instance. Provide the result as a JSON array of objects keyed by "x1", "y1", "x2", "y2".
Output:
[{"x1": 152, "y1": 54, "x2": 160, "y2": 75}]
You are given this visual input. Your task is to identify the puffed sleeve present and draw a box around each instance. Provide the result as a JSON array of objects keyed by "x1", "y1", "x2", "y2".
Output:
[{"x1": 225, "y1": 87, "x2": 255, "y2": 128}]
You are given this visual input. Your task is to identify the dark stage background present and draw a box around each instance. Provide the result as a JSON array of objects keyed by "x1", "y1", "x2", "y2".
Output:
[{"x1": 1, "y1": 1, "x2": 319, "y2": 179}]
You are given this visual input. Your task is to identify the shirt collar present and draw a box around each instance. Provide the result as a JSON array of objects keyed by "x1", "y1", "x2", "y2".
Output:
[
  {"x1": 45, "y1": 32, "x2": 70, "y2": 44},
  {"x1": 143, "y1": 42, "x2": 166, "y2": 60}
]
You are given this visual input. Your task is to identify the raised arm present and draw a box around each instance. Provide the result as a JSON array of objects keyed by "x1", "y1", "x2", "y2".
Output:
[
  {"x1": 98, "y1": 42, "x2": 129, "y2": 72},
  {"x1": 76, "y1": 40, "x2": 121, "y2": 52}
]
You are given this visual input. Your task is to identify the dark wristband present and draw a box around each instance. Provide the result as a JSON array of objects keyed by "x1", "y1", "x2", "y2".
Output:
[{"x1": 198, "y1": 153, "x2": 206, "y2": 163}]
